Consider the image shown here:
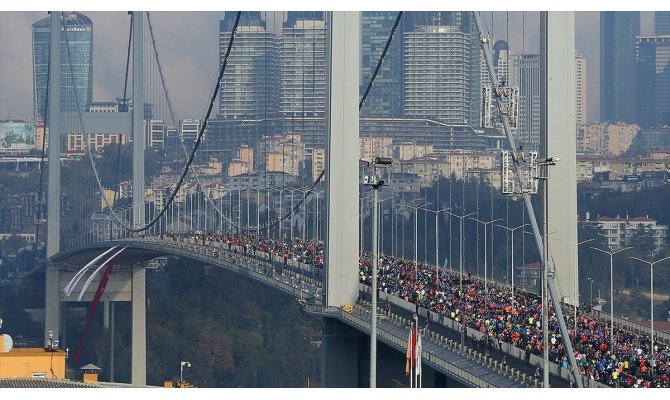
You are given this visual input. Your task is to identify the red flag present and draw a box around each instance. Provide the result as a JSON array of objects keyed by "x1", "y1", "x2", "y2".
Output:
[{"x1": 405, "y1": 329, "x2": 413, "y2": 376}]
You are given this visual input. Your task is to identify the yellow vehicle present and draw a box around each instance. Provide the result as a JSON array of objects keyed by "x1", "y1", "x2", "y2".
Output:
[{"x1": 340, "y1": 304, "x2": 353, "y2": 313}]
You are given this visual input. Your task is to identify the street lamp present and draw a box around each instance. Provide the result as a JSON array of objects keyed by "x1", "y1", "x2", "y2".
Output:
[
  {"x1": 426, "y1": 207, "x2": 450, "y2": 282},
  {"x1": 360, "y1": 193, "x2": 374, "y2": 252},
  {"x1": 362, "y1": 156, "x2": 392, "y2": 388},
  {"x1": 180, "y1": 361, "x2": 191, "y2": 383},
  {"x1": 587, "y1": 277, "x2": 594, "y2": 306},
  {"x1": 404, "y1": 202, "x2": 432, "y2": 283},
  {"x1": 495, "y1": 223, "x2": 529, "y2": 302},
  {"x1": 590, "y1": 246, "x2": 632, "y2": 346},
  {"x1": 446, "y1": 210, "x2": 477, "y2": 295},
  {"x1": 628, "y1": 255, "x2": 670, "y2": 386},
  {"x1": 557, "y1": 237, "x2": 595, "y2": 333},
  {"x1": 469, "y1": 217, "x2": 502, "y2": 295}
]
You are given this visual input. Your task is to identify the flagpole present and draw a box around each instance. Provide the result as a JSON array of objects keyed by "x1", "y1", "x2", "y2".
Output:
[
  {"x1": 406, "y1": 328, "x2": 413, "y2": 388},
  {"x1": 411, "y1": 330, "x2": 414, "y2": 388}
]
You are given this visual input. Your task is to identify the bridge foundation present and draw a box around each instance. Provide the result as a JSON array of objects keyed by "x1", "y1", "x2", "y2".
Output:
[
  {"x1": 131, "y1": 265, "x2": 146, "y2": 385},
  {"x1": 322, "y1": 317, "x2": 464, "y2": 388}
]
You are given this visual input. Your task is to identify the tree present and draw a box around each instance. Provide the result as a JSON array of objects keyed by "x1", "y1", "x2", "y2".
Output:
[{"x1": 630, "y1": 224, "x2": 657, "y2": 257}]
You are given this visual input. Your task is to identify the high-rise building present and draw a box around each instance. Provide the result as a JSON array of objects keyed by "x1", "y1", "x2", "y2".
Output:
[
  {"x1": 600, "y1": 11, "x2": 639, "y2": 123},
  {"x1": 404, "y1": 26, "x2": 472, "y2": 124},
  {"x1": 280, "y1": 12, "x2": 327, "y2": 148},
  {"x1": 510, "y1": 54, "x2": 541, "y2": 148},
  {"x1": 636, "y1": 36, "x2": 670, "y2": 128},
  {"x1": 575, "y1": 53, "x2": 587, "y2": 124},
  {"x1": 403, "y1": 11, "x2": 480, "y2": 127},
  {"x1": 656, "y1": 11, "x2": 670, "y2": 35},
  {"x1": 481, "y1": 39, "x2": 511, "y2": 89},
  {"x1": 32, "y1": 12, "x2": 93, "y2": 121},
  {"x1": 360, "y1": 12, "x2": 404, "y2": 117},
  {"x1": 218, "y1": 12, "x2": 279, "y2": 120}
]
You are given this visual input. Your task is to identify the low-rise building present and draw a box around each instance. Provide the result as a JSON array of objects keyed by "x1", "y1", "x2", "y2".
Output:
[{"x1": 594, "y1": 215, "x2": 668, "y2": 252}]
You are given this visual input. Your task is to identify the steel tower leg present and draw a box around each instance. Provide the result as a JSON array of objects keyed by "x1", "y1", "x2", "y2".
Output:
[
  {"x1": 131, "y1": 11, "x2": 146, "y2": 386},
  {"x1": 45, "y1": 11, "x2": 62, "y2": 346},
  {"x1": 324, "y1": 11, "x2": 360, "y2": 308}
]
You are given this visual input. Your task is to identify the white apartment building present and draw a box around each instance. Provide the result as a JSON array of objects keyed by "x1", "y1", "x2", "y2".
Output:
[{"x1": 595, "y1": 215, "x2": 668, "y2": 252}]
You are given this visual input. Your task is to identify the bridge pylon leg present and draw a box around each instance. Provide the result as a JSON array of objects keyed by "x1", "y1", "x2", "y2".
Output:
[
  {"x1": 131, "y1": 265, "x2": 146, "y2": 385},
  {"x1": 45, "y1": 263, "x2": 61, "y2": 345}
]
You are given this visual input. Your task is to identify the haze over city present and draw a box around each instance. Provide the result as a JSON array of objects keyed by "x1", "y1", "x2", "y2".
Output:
[
  {"x1": 0, "y1": 10, "x2": 656, "y2": 123},
  {"x1": 0, "y1": 7, "x2": 669, "y2": 390}
]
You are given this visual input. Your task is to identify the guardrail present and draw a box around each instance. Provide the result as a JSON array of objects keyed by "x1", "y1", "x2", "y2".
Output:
[
  {"x1": 354, "y1": 300, "x2": 540, "y2": 388},
  {"x1": 360, "y1": 284, "x2": 608, "y2": 388},
  {"x1": 70, "y1": 237, "x2": 615, "y2": 388},
  {"x1": 306, "y1": 303, "x2": 535, "y2": 388},
  {"x1": 128, "y1": 237, "x2": 323, "y2": 303}
]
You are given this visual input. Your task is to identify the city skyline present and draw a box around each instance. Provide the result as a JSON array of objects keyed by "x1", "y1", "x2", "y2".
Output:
[{"x1": 0, "y1": 11, "x2": 657, "y2": 124}]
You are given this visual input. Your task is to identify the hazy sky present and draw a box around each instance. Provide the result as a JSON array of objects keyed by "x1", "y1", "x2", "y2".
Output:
[{"x1": 0, "y1": 10, "x2": 656, "y2": 123}]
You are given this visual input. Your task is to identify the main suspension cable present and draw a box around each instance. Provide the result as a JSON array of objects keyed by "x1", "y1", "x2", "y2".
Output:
[
  {"x1": 64, "y1": 11, "x2": 243, "y2": 233},
  {"x1": 253, "y1": 11, "x2": 405, "y2": 233},
  {"x1": 34, "y1": 35, "x2": 51, "y2": 247}
]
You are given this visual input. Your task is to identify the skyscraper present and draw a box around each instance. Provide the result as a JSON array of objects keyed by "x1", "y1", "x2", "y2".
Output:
[
  {"x1": 404, "y1": 25, "x2": 471, "y2": 125},
  {"x1": 402, "y1": 11, "x2": 480, "y2": 127},
  {"x1": 511, "y1": 54, "x2": 541, "y2": 148},
  {"x1": 655, "y1": 11, "x2": 670, "y2": 35},
  {"x1": 575, "y1": 53, "x2": 587, "y2": 124},
  {"x1": 360, "y1": 11, "x2": 404, "y2": 117},
  {"x1": 280, "y1": 12, "x2": 327, "y2": 147},
  {"x1": 218, "y1": 12, "x2": 279, "y2": 120},
  {"x1": 481, "y1": 40, "x2": 511, "y2": 89},
  {"x1": 600, "y1": 11, "x2": 639, "y2": 123},
  {"x1": 636, "y1": 36, "x2": 670, "y2": 127},
  {"x1": 32, "y1": 11, "x2": 93, "y2": 121}
]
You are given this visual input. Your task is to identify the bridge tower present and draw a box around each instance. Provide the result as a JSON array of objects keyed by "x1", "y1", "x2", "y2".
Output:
[
  {"x1": 540, "y1": 12, "x2": 578, "y2": 309},
  {"x1": 44, "y1": 11, "x2": 147, "y2": 385},
  {"x1": 322, "y1": 11, "x2": 363, "y2": 387}
]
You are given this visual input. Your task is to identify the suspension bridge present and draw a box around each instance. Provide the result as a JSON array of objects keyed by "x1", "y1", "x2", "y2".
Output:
[{"x1": 30, "y1": 10, "x2": 651, "y2": 388}]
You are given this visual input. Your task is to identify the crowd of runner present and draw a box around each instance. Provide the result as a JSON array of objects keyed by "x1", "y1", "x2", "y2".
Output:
[{"x1": 157, "y1": 232, "x2": 668, "y2": 388}]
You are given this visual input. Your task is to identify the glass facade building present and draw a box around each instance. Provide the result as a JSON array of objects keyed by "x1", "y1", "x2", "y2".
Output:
[
  {"x1": 361, "y1": 11, "x2": 405, "y2": 117},
  {"x1": 219, "y1": 12, "x2": 279, "y2": 121},
  {"x1": 600, "y1": 11, "x2": 639, "y2": 123},
  {"x1": 32, "y1": 11, "x2": 93, "y2": 121},
  {"x1": 636, "y1": 36, "x2": 670, "y2": 127},
  {"x1": 655, "y1": 11, "x2": 670, "y2": 35},
  {"x1": 280, "y1": 12, "x2": 327, "y2": 149}
]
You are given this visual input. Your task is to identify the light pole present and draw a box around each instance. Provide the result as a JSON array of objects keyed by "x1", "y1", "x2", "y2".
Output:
[
  {"x1": 469, "y1": 217, "x2": 502, "y2": 295},
  {"x1": 495, "y1": 223, "x2": 529, "y2": 302},
  {"x1": 590, "y1": 246, "x2": 632, "y2": 346},
  {"x1": 180, "y1": 360, "x2": 191, "y2": 383},
  {"x1": 557, "y1": 237, "x2": 595, "y2": 333},
  {"x1": 446, "y1": 210, "x2": 477, "y2": 295},
  {"x1": 426, "y1": 207, "x2": 449, "y2": 281},
  {"x1": 629, "y1": 255, "x2": 670, "y2": 386},
  {"x1": 405, "y1": 202, "x2": 431, "y2": 283},
  {"x1": 360, "y1": 193, "x2": 374, "y2": 252},
  {"x1": 587, "y1": 277, "x2": 593, "y2": 306},
  {"x1": 362, "y1": 156, "x2": 392, "y2": 388}
]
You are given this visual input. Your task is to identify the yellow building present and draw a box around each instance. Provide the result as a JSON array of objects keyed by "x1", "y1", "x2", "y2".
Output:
[{"x1": 0, "y1": 347, "x2": 66, "y2": 379}]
